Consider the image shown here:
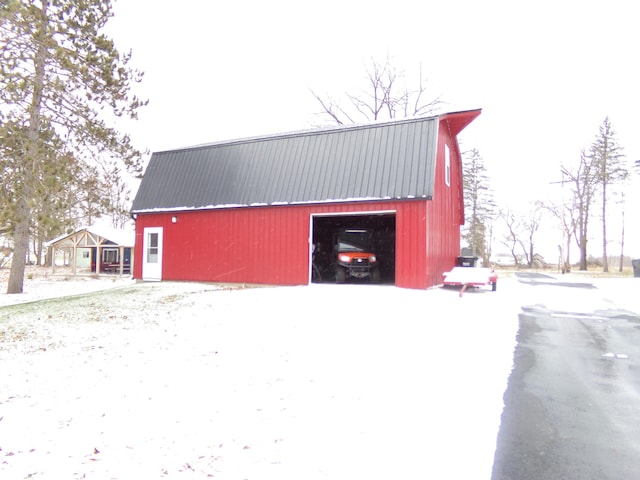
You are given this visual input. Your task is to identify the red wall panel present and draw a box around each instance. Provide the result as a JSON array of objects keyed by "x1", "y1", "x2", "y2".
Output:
[
  {"x1": 425, "y1": 119, "x2": 465, "y2": 287},
  {"x1": 394, "y1": 200, "x2": 428, "y2": 289},
  {"x1": 134, "y1": 200, "x2": 440, "y2": 288}
]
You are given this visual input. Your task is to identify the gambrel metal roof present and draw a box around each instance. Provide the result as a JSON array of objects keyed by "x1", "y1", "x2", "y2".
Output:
[{"x1": 131, "y1": 111, "x2": 477, "y2": 214}]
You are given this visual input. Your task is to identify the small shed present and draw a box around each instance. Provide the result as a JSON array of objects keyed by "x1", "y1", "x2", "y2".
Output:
[
  {"x1": 46, "y1": 226, "x2": 134, "y2": 275},
  {"x1": 131, "y1": 109, "x2": 481, "y2": 289}
]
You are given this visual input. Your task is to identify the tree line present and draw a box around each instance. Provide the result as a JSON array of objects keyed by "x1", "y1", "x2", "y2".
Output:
[
  {"x1": 0, "y1": 0, "x2": 145, "y2": 293},
  {"x1": 558, "y1": 118, "x2": 630, "y2": 272},
  {"x1": 462, "y1": 118, "x2": 635, "y2": 272}
]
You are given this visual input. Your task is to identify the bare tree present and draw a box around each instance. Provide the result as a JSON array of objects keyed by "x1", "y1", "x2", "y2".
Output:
[
  {"x1": 539, "y1": 198, "x2": 577, "y2": 273},
  {"x1": 101, "y1": 163, "x2": 134, "y2": 229},
  {"x1": 519, "y1": 203, "x2": 543, "y2": 267},
  {"x1": 311, "y1": 55, "x2": 442, "y2": 125},
  {"x1": 498, "y1": 208, "x2": 523, "y2": 266},
  {"x1": 561, "y1": 150, "x2": 599, "y2": 271},
  {"x1": 498, "y1": 204, "x2": 543, "y2": 268}
]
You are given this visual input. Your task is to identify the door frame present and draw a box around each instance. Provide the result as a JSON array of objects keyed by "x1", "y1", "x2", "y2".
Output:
[{"x1": 142, "y1": 226, "x2": 163, "y2": 281}]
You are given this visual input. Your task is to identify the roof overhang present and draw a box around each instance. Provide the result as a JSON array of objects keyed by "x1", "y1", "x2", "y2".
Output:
[
  {"x1": 439, "y1": 109, "x2": 482, "y2": 137},
  {"x1": 45, "y1": 226, "x2": 135, "y2": 248}
]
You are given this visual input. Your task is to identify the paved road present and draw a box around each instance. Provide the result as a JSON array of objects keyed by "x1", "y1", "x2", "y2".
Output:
[{"x1": 492, "y1": 273, "x2": 640, "y2": 480}]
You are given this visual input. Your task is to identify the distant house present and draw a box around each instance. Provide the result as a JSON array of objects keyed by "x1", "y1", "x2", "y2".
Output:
[
  {"x1": 130, "y1": 109, "x2": 481, "y2": 289},
  {"x1": 46, "y1": 226, "x2": 134, "y2": 275}
]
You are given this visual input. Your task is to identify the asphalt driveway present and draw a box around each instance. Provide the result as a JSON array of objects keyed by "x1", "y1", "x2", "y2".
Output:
[{"x1": 492, "y1": 273, "x2": 640, "y2": 480}]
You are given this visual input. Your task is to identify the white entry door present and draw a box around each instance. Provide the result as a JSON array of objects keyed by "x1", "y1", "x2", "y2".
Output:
[{"x1": 142, "y1": 227, "x2": 163, "y2": 281}]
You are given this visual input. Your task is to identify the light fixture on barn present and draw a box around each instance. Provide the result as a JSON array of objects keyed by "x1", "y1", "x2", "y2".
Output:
[{"x1": 171, "y1": 216, "x2": 178, "y2": 224}]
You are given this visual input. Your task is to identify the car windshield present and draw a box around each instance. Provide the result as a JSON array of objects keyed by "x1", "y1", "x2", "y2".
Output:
[{"x1": 337, "y1": 232, "x2": 374, "y2": 252}]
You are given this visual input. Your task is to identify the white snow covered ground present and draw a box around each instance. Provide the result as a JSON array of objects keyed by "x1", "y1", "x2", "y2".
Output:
[{"x1": 0, "y1": 269, "x2": 638, "y2": 479}]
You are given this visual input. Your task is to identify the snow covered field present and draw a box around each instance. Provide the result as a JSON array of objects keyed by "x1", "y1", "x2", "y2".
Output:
[{"x1": 0, "y1": 269, "x2": 638, "y2": 479}]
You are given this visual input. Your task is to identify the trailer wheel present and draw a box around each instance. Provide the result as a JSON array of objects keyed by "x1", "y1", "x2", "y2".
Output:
[{"x1": 492, "y1": 281, "x2": 497, "y2": 291}]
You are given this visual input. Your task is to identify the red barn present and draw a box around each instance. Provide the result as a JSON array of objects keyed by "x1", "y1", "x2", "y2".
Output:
[{"x1": 131, "y1": 110, "x2": 480, "y2": 289}]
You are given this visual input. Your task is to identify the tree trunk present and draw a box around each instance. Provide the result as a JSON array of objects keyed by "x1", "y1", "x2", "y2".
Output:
[
  {"x1": 510, "y1": 245, "x2": 518, "y2": 266},
  {"x1": 6, "y1": 1, "x2": 48, "y2": 293},
  {"x1": 7, "y1": 199, "x2": 30, "y2": 293},
  {"x1": 579, "y1": 234, "x2": 588, "y2": 271},
  {"x1": 578, "y1": 198, "x2": 590, "y2": 271},
  {"x1": 602, "y1": 182, "x2": 608, "y2": 272},
  {"x1": 619, "y1": 204, "x2": 625, "y2": 272},
  {"x1": 35, "y1": 232, "x2": 45, "y2": 266}
]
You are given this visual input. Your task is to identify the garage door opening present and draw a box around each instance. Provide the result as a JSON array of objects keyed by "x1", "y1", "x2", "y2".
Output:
[{"x1": 311, "y1": 213, "x2": 396, "y2": 285}]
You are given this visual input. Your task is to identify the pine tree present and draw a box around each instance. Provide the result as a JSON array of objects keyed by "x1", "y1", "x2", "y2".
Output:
[
  {"x1": 0, "y1": 0, "x2": 146, "y2": 293},
  {"x1": 589, "y1": 117, "x2": 626, "y2": 272},
  {"x1": 462, "y1": 148, "x2": 495, "y2": 264}
]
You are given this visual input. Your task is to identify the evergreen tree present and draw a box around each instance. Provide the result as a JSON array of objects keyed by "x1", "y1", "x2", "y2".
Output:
[
  {"x1": 589, "y1": 117, "x2": 626, "y2": 272},
  {"x1": 462, "y1": 148, "x2": 495, "y2": 264},
  {"x1": 0, "y1": 0, "x2": 146, "y2": 293}
]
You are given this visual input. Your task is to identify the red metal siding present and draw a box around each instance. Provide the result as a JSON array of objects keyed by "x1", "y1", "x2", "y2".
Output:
[
  {"x1": 135, "y1": 207, "x2": 308, "y2": 285},
  {"x1": 394, "y1": 200, "x2": 428, "y2": 289},
  {"x1": 424, "y1": 119, "x2": 464, "y2": 288},
  {"x1": 134, "y1": 200, "x2": 439, "y2": 288}
]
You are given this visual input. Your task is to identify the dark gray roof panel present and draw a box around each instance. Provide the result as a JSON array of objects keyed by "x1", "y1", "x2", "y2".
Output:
[{"x1": 131, "y1": 116, "x2": 439, "y2": 213}]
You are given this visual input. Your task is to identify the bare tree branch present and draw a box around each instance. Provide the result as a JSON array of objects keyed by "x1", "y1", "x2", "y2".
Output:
[
  {"x1": 311, "y1": 55, "x2": 442, "y2": 126},
  {"x1": 309, "y1": 90, "x2": 345, "y2": 125}
]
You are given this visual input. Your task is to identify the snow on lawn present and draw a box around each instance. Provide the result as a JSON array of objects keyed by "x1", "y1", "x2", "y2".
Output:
[
  {"x1": 0, "y1": 270, "x2": 136, "y2": 307},
  {"x1": 0, "y1": 271, "x2": 637, "y2": 479}
]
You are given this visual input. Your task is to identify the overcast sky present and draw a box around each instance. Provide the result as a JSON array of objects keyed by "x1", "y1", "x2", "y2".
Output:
[{"x1": 106, "y1": 0, "x2": 640, "y2": 259}]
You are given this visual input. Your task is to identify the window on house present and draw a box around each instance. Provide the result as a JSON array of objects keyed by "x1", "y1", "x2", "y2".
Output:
[
  {"x1": 445, "y1": 144, "x2": 451, "y2": 187},
  {"x1": 147, "y1": 232, "x2": 159, "y2": 263},
  {"x1": 102, "y1": 248, "x2": 119, "y2": 263}
]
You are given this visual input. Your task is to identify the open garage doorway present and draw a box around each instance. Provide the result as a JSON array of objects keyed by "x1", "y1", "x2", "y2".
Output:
[{"x1": 311, "y1": 212, "x2": 396, "y2": 285}]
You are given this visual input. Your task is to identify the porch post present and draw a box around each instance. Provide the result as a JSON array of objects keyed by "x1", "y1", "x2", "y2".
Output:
[
  {"x1": 96, "y1": 245, "x2": 101, "y2": 275},
  {"x1": 119, "y1": 245, "x2": 124, "y2": 275}
]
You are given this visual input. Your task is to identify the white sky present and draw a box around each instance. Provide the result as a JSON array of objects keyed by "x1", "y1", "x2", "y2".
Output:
[{"x1": 106, "y1": 0, "x2": 640, "y2": 259}]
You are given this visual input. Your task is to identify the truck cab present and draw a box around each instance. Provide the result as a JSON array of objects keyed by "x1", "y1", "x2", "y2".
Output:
[{"x1": 333, "y1": 229, "x2": 380, "y2": 283}]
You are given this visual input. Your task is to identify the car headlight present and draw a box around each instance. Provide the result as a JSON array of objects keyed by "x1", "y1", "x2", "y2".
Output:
[
  {"x1": 369, "y1": 255, "x2": 377, "y2": 263},
  {"x1": 338, "y1": 254, "x2": 351, "y2": 263}
]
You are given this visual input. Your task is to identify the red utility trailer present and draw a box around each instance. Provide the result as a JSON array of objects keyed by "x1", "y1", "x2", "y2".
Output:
[{"x1": 442, "y1": 267, "x2": 498, "y2": 296}]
